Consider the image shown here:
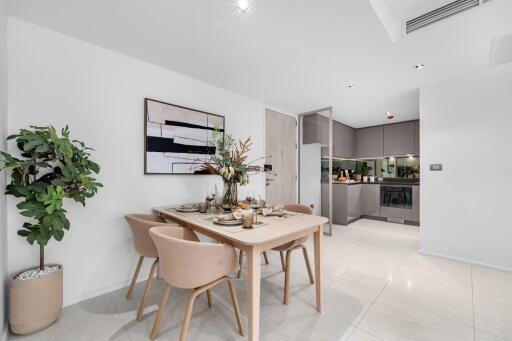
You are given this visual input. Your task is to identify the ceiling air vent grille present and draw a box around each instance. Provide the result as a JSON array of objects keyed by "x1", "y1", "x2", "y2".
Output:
[{"x1": 406, "y1": 0, "x2": 480, "y2": 34}]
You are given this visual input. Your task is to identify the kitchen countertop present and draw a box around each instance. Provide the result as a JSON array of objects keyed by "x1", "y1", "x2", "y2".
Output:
[{"x1": 332, "y1": 181, "x2": 420, "y2": 186}]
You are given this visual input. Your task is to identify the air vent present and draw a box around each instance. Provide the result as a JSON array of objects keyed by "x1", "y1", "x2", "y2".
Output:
[
  {"x1": 406, "y1": 0, "x2": 480, "y2": 34},
  {"x1": 387, "y1": 217, "x2": 405, "y2": 224}
]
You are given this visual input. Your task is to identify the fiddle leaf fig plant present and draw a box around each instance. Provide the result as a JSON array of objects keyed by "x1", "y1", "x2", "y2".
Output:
[{"x1": 0, "y1": 125, "x2": 102, "y2": 270}]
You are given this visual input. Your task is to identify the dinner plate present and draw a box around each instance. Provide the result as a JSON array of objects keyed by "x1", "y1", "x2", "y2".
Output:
[
  {"x1": 213, "y1": 218, "x2": 243, "y2": 226},
  {"x1": 176, "y1": 207, "x2": 199, "y2": 213}
]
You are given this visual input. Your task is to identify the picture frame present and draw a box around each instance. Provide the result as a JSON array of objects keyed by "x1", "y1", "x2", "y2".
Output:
[{"x1": 144, "y1": 98, "x2": 225, "y2": 174}]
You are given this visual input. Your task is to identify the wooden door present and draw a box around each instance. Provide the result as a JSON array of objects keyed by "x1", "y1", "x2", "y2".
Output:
[{"x1": 265, "y1": 109, "x2": 297, "y2": 205}]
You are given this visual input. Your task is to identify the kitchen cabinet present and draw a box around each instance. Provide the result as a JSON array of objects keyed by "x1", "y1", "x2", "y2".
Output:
[
  {"x1": 383, "y1": 121, "x2": 415, "y2": 156},
  {"x1": 333, "y1": 121, "x2": 354, "y2": 158},
  {"x1": 412, "y1": 186, "x2": 420, "y2": 221},
  {"x1": 347, "y1": 184, "x2": 363, "y2": 222},
  {"x1": 363, "y1": 184, "x2": 380, "y2": 217},
  {"x1": 355, "y1": 126, "x2": 384, "y2": 159},
  {"x1": 414, "y1": 120, "x2": 420, "y2": 156},
  {"x1": 302, "y1": 114, "x2": 329, "y2": 146}
]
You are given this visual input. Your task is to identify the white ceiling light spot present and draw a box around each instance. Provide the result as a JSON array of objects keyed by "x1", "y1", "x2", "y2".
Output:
[{"x1": 237, "y1": 0, "x2": 251, "y2": 13}]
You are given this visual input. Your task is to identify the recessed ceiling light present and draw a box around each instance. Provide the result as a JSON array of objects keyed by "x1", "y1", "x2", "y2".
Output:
[
  {"x1": 237, "y1": 0, "x2": 251, "y2": 13},
  {"x1": 347, "y1": 84, "x2": 355, "y2": 89},
  {"x1": 414, "y1": 63, "x2": 425, "y2": 70}
]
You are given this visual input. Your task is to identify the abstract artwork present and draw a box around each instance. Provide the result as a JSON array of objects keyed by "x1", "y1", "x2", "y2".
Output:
[{"x1": 144, "y1": 98, "x2": 225, "y2": 174}]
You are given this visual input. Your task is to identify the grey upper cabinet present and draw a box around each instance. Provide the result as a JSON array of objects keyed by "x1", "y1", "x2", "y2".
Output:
[
  {"x1": 333, "y1": 121, "x2": 354, "y2": 158},
  {"x1": 414, "y1": 120, "x2": 420, "y2": 156},
  {"x1": 383, "y1": 121, "x2": 415, "y2": 156},
  {"x1": 363, "y1": 184, "x2": 380, "y2": 217},
  {"x1": 302, "y1": 114, "x2": 329, "y2": 146},
  {"x1": 354, "y1": 126, "x2": 384, "y2": 159}
]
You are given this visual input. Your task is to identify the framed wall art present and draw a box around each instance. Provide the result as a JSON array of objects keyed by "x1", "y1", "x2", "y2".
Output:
[{"x1": 144, "y1": 98, "x2": 225, "y2": 174}]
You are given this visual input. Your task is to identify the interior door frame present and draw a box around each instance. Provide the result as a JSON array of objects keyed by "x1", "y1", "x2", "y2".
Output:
[{"x1": 298, "y1": 107, "x2": 333, "y2": 237}]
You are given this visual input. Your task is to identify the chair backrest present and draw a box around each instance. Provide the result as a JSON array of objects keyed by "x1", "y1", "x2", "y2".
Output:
[
  {"x1": 124, "y1": 214, "x2": 169, "y2": 258},
  {"x1": 150, "y1": 225, "x2": 239, "y2": 289},
  {"x1": 283, "y1": 204, "x2": 313, "y2": 215}
]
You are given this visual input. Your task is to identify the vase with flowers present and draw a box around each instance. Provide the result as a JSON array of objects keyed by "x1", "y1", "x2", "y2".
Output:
[{"x1": 201, "y1": 127, "x2": 254, "y2": 209}]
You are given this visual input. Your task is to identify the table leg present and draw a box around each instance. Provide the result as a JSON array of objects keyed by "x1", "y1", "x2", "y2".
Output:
[
  {"x1": 314, "y1": 225, "x2": 323, "y2": 313},
  {"x1": 247, "y1": 246, "x2": 261, "y2": 341}
]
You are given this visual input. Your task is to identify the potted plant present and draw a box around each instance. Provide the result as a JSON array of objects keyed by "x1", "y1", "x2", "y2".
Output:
[
  {"x1": 360, "y1": 162, "x2": 373, "y2": 182},
  {"x1": 0, "y1": 125, "x2": 102, "y2": 335},
  {"x1": 201, "y1": 128, "x2": 261, "y2": 209}
]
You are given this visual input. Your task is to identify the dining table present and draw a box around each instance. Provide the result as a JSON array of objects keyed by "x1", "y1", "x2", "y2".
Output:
[{"x1": 153, "y1": 205, "x2": 329, "y2": 341}]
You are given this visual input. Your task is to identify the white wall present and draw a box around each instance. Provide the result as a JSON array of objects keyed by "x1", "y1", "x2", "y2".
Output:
[
  {"x1": 420, "y1": 63, "x2": 512, "y2": 271},
  {"x1": 0, "y1": 0, "x2": 8, "y2": 339},
  {"x1": 7, "y1": 17, "x2": 267, "y2": 306}
]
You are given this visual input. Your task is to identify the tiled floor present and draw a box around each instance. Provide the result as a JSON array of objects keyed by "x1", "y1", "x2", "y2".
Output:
[{"x1": 9, "y1": 219, "x2": 512, "y2": 341}]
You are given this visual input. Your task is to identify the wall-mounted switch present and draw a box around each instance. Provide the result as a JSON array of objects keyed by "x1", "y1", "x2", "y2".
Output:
[{"x1": 430, "y1": 164, "x2": 443, "y2": 171}]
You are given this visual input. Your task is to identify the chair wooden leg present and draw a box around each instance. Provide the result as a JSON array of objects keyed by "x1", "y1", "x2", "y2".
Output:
[
  {"x1": 226, "y1": 278, "x2": 245, "y2": 336},
  {"x1": 280, "y1": 251, "x2": 286, "y2": 272},
  {"x1": 263, "y1": 251, "x2": 269, "y2": 265},
  {"x1": 149, "y1": 283, "x2": 172, "y2": 340},
  {"x1": 237, "y1": 251, "x2": 244, "y2": 279},
  {"x1": 206, "y1": 289, "x2": 212, "y2": 308},
  {"x1": 302, "y1": 246, "x2": 315, "y2": 284},
  {"x1": 284, "y1": 250, "x2": 292, "y2": 305},
  {"x1": 137, "y1": 258, "x2": 159, "y2": 321},
  {"x1": 180, "y1": 290, "x2": 200, "y2": 341},
  {"x1": 126, "y1": 256, "x2": 144, "y2": 299}
]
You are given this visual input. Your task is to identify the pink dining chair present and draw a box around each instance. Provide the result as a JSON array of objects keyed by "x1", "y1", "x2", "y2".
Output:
[
  {"x1": 124, "y1": 214, "x2": 194, "y2": 321},
  {"x1": 271, "y1": 204, "x2": 315, "y2": 305},
  {"x1": 149, "y1": 225, "x2": 244, "y2": 341}
]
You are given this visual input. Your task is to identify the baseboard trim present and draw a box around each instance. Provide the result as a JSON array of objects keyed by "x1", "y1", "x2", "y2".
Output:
[
  {"x1": 418, "y1": 249, "x2": 512, "y2": 273},
  {"x1": 63, "y1": 271, "x2": 154, "y2": 307}
]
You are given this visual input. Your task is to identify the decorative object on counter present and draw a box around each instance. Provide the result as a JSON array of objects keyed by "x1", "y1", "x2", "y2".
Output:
[
  {"x1": 242, "y1": 211, "x2": 255, "y2": 229},
  {"x1": 0, "y1": 125, "x2": 102, "y2": 335},
  {"x1": 201, "y1": 127, "x2": 269, "y2": 209},
  {"x1": 360, "y1": 162, "x2": 373, "y2": 182},
  {"x1": 369, "y1": 176, "x2": 375, "y2": 182},
  {"x1": 199, "y1": 202, "x2": 207, "y2": 213},
  {"x1": 354, "y1": 174, "x2": 362, "y2": 182}
]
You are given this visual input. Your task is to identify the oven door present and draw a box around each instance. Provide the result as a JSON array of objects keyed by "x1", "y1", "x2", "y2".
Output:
[{"x1": 380, "y1": 186, "x2": 412, "y2": 209}]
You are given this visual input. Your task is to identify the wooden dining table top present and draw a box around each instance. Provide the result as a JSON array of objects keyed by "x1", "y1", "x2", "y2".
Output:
[{"x1": 153, "y1": 205, "x2": 329, "y2": 248}]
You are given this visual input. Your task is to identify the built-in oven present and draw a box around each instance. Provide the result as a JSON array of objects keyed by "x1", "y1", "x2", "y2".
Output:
[{"x1": 380, "y1": 186, "x2": 412, "y2": 209}]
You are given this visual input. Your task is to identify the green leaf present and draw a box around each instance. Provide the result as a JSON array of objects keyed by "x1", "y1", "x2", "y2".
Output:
[{"x1": 17, "y1": 230, "x2": 30, "y2": 237}]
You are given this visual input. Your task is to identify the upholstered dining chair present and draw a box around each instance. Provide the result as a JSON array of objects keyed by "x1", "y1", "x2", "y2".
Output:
[
  {"x1": 124, "y1": 214, "x2": 193, "y2": 321},
  {"x1": 149, "y1": 225, "x2": 244, "y2": 341},
  {"x1": 271, "y1": 204, "x2": 315, "y2": 305}
]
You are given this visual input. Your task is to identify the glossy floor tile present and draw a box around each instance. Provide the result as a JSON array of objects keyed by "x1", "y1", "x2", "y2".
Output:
[{"x1": 8, "y1": 219, "x2": 512, "y2": 341}]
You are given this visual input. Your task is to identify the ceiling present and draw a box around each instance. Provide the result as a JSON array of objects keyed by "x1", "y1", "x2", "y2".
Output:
[{"x1": 6, "y1": 0, "x2": 512, "y2": 127}]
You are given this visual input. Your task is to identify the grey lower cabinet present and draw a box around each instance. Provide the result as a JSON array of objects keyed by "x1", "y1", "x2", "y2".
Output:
[
  {"x1": 355, "y1": 126, "x2": 384, "y2": 159},
  {"x1": 327, "y1": 184, "x2": 363, "y2": 226},
  {"x1": 347, "y1": 184, "x2": 363, "y2": 222},
  {"x1": 363, "y1": 184, "x2": 380, "y2": 217},
  {"x1": 383, "y1": 121, "x2": 415, "y2": 156}
]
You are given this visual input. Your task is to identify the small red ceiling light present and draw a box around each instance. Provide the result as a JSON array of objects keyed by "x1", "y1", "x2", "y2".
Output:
[{"x1": 385, "y1": 112, "x2": 395, "y2": 120}]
